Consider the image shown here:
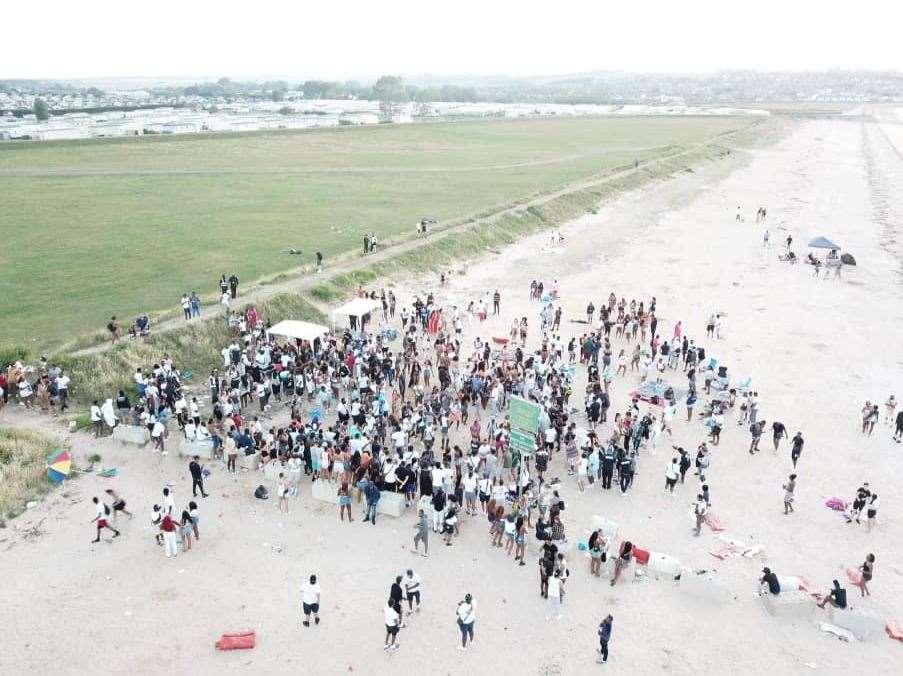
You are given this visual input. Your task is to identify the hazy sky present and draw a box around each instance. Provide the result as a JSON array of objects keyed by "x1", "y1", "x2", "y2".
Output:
[{"x1": 8, "y1": 0, "x2": 903, "y2": 80}]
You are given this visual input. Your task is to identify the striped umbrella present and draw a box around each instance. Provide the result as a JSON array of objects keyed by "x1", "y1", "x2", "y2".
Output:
[{"x1": 47, "y1": 449, "x2": 72, "y2": 484}]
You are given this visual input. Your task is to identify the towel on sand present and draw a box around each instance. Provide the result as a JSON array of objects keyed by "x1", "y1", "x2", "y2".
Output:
[{"x1": 215, "y1": 630, "x2": 256, "y2": 651}]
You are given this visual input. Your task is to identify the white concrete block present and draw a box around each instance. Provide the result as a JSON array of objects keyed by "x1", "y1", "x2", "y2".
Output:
[
  {"x1": 828, "y1": 606, "x2": 885, "y2": 641},
  {"x1": 677, "y1": 569, "x2": 732, "y2": 604},
  {"x1": 761, "y1": 590, "x2": 814, "y2": 620},
  {"x1": 311, "y1": 479, "x2": 341, "y2": 504},
  {"x1": 240, "y1": 453, "x2": 260, "y2": 470},
  {"x1": 647, "y1": 552, "x2": 682, "y2": 580},
  {"x1": 179, "y1": 439, "x2": 215, "y2": 460},
  {"x1": 112, "y1": 425, "x2": 149, "y2": 446},
  {"x1": 263, "y1": 462, "x2": 285, "y2": 482},
  {"x1": 377, "y1": 491, "x2": 406, "y2": 517}
]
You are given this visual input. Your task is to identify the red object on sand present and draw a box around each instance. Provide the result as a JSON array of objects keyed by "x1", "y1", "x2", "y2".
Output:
[
  {"x1": 846, "y1": 567, "x2": 862, "y2": 585},
  {"x1": 215, "y1": 630, "x2": 256, "y2": 651},
  {"x1": 492, "y1": 336, "x2": 509, "y2": 346},
  {"x1": 633, "y1": 548, "x2": 650, "y2": 565},
  {"x1": 886, "y1": 621, "x2": 903, "y2": 642}
]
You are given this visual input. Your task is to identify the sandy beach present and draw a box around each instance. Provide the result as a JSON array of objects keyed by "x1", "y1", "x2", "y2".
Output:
[{"x1": 2, "y1": 117, "x2": 902, "y2": 675}]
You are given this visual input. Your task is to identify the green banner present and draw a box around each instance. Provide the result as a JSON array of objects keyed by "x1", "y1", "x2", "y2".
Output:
[
  {"x1": 509, "y1": 429, "x2": 536, "y2": 455},
  {"x1": 509, "y1": 396, "x2": 541, "y2": 433}
]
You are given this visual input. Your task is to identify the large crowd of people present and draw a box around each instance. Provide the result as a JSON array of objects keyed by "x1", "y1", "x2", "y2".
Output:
[{"x1": 2, "y1": 262, "x2": 896, "y2": 662}]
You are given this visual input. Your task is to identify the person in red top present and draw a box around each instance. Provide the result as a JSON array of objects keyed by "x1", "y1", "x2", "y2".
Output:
[{"x1": 160, "y1": 513, "x2": 179, "y2": 557}]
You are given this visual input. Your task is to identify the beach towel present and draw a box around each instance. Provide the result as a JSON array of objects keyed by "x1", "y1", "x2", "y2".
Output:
[
  {"x1": 704, "y1": 513, "x2": 726, "y2": 531},
  {"x1": 215, "y1": 630, "x2": 256, "y2": 651},
  {"x1": 98, "y1": 468, "x2": 118, "y2": 478},
  {"x1": 886, "y1": 621, "x2": 903, "y2": 642},
  {"x1": 825, "y1": 497, "x2": 847, "y2": 511},
  {"x1": 710, "y1": 547, "x2": 734, "y2": 561}
]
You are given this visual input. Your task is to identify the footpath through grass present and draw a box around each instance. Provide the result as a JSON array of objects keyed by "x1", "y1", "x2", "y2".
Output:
[{"x1": 0, "y1": 116, "x2": 750, "y2": 349}]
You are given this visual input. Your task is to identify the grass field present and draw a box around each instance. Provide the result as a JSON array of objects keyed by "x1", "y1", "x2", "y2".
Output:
[{"x1": 0, "y1": 116, "x2": 751, "y2": 349}]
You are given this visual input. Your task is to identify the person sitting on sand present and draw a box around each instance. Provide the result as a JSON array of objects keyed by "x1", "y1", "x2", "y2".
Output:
[{"x1": 817, "y1": 580, "x2": 847, "y2": 609}]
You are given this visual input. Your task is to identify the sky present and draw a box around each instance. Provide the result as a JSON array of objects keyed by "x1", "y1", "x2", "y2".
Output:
[{"x1": 6, "y1": 0, "x2": 903, "y2": 80}]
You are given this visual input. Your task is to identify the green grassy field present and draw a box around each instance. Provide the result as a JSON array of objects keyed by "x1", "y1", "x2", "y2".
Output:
[{"x1": 0, "y1": 116, "x2": 750, "y2": 349}]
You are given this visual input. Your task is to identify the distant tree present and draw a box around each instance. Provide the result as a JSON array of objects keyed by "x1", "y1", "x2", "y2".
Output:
[
  {"x1": 278, "y1": 105, "x2": 293, "y2": 115},
  {"x1": 208, "y1": 104, "x2": 220, "y2": 114},
  {"x1": 33, "y1": 98, "x2": 49, "y2": 120},
  {"x1": 271, "y1": 88, "x2": 286, "y2": 102},
  {"x1": 373, "y1": 75, "x2": 408, "y2": 121},
  {"x1": 85, "y1": 86, "x2": 104, "y2": 97}
]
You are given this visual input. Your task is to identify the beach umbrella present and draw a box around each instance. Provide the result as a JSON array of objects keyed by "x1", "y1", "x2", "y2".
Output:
[
  {"x1": 46, "y1": 449, "x2": 72, "y2": 483},
  {"x1": 808, "y1": 236, "x2": 841, "y2": 250},
  {"x1": 840, "y1": 253, "x2": 856, "y2": 265}
]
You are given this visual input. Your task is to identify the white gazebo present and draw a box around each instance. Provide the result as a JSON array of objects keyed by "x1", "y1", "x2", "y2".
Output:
[
  {"x1": 331, "y1": 297, "x2": 381, "y2": 329},
  {"x1": 266, "y1": 320, "x2": 330, "y2": 343}
]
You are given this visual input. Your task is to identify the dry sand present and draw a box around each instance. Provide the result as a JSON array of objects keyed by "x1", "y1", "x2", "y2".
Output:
[{"x1": 1, "y1": 118, "x2": 902, "y2": 675}]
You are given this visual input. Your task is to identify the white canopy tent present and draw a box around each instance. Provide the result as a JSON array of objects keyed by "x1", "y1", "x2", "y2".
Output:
[
  {"x1": 331, "y1": 297, "x2": 381, "y2": 329},
  {"x1": 266, "y1": 320, "x2": 329, "y2": 343}
]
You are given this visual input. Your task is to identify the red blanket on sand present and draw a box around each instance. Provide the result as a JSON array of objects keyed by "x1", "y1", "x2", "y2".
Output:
[{"x1": 215, "y1": 631, "x2": 256, "y2": 651}]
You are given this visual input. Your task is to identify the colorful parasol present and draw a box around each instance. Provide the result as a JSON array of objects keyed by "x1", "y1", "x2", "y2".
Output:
[{"x1": 47, "y1": 449, "x2": 72, "y2": 483}]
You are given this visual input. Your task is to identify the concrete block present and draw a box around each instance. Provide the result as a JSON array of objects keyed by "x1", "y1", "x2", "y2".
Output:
[
  {"x1": 761, "y1": 590, "x2": 814, "y2": 620},
  {"x1": 264, "y1": 462, "x2": 285, "y2": 482},
  {"x1": 677, "y1": 569, "x2": 732, "y2": 604},
  {"x1": 377, "y1": 491, "x2": 406, "y2": 517},
  {"x1": 311, "y1": 479, "x2": 340, "y2": 504},
  {"x1": 592, "y1": 516, "x2": 619, "y2": 541},
  {"x1": 647, "y1": 552, "x2": 682, "y2": 580},
  {"x1": 240, "y1": 453, "x2": 260, "y2": 470},
  {"x1": 829, "y1": 606, "x2": 885, "y2": 641},
  {"x1": 179, "y1": 439, "x2": 215, "y2": 460},
  {"x1": 112, "y1": 425, "x2": 149, "y2": 446}
]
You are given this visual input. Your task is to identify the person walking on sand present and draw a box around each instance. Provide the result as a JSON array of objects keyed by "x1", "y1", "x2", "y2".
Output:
[
  {"x1": 189, "y1": 456, "x2": 209, "y2": 498},
  {"x1": 853, "y1": 553, "x2": 875, "y2": 597},
  {"x1": 783, "y1": 474, "x2": 797, "y2": 514},
  {"x1": 302, "y1": 574, "x2": 321, "y2": 627},
  {"x1": 693, "y1": 494, "x2": 708, "y2": 535},
  {"x1": 105, "y1": 489, "x2": 132, "y2": 520},
  {"x1": 159, "y1": 512, "x2": 179, "y2": 557},
  {"x1": 384, "y1": 601, "x2": 401, "y2": 652},
  {"x1": 790, "y1": 432, "x2": 804, "y2": 468},
  {"x1": 179, "y1": 509, "x2": 193, "y2": 552},
  {"x1": 545, "y1": 569, "x2": 564, "y2": 620},
  {"x1": 456, "y1": 593, "x2": 476, "y2": 651},
  {"x1": 277, "y1": 473, "x2": 289, "y2": 513},
  {"x1": 338, "y1": 482, "x2": 353, "y2": 521},
  {"x1": 771, "y1": 420, "x2": 788, "y2": 453},
  {"x1": 597, "y1": 614, "x2": 613, "y2": 664},
  {"x1": 412, "y1": 508, "x2": 429, "y2": 556},
  {"x1": 404, "y1": 569, "x2": 422, "y2": 614},
  {"x1": 866, "y1": 493, "x2": 879, "y2": 532},
  {"x1": 91, "y1": 496, "x2": 121, "y2": 543}
]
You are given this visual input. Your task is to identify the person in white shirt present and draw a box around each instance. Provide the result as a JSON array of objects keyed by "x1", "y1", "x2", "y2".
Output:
[
  {"x1": 384, "y1": 602, "x2": 401, "y2": 651},
  {"x1": 546, "y1": 569, "x2": 564, "y2": 620},
  {"x1": 694, "y1": 494, "x2": 708, "y2": 536},
  {"x1": 665, "y1": 458, "x2": 680, "y2": 494},
  {"x1": 403, "y1": 569, "x2": 422, "y2": 613},
  {"x1": 90, "y1": 400, "x2": 103, "y2": 437},
  {"x1": 456, "y1": 594, "x2": 476, "y2": 650},
  {"x1": 301, "y1": 574, "x2": 321, "y2": 627}
]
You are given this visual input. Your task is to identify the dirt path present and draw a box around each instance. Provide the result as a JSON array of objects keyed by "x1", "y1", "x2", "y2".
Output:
[{"x1": 69, "y1": 123, "x2": 761, "y2": 357}]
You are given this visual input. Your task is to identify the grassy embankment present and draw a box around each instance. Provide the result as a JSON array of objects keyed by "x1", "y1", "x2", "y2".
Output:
[
  {"x1": 0, "y1": 115, "x2": 750, "y2": 349},
  {"x1": 0, "y1": 428, "x2": 67, "y2": 525}
]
